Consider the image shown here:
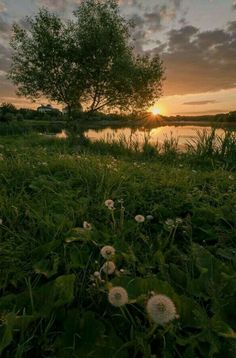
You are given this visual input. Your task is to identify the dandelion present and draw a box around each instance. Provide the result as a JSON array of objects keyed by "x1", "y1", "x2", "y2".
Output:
[
  {"x1": 165, "y1": 219, "x2": 175, "y2": 228},
  {"x1": 105, "y1": 199, "x2": 115, "y2": 209},
  {"x1": 101, "y1": 261, "x2": 116, "y2": 275},
  {"x1": 93, "y1": 271, "x2": 100, "y2": 278},
  {"x1": 100, "y1": 245, "x2": 115, "y2": 259},
  {"x1": 108, "y1": 287, "x2": 128, "y2": 307},
  {"x1": 175, "y1": 218, "x2": 183, "y2": 225},
  {"x1": 146, "y1": 294, "x2": 177, "y2": 325},
  {"x1": 83, "y1": 221, "x2": 92, "y2": 230},
  {"x1": 135, "y1": 215, "x2": 145, "y2": 223}
]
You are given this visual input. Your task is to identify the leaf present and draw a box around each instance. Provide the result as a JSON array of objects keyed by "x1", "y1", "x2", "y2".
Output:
[{"x1": 0, "y1": 312, "x2": 16, "y2": 353}]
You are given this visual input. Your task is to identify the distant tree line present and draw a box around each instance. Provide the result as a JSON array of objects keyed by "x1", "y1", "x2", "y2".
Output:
[{"x1": 0, "y1": 103, "x2": 62, "y2": 122}]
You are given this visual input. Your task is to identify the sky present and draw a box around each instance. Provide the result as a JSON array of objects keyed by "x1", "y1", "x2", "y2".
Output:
[{"x1": 0, "y1": 0, "x2": 236, "y2": 116}]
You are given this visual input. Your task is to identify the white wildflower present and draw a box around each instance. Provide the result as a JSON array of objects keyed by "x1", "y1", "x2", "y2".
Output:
[
  {"x1": 108, "y1": 287, "x2": 128, "y2": 307},
  {"x1": 147, "y1": 294, "x2": 177, "y2": 325},
  {"x1": 135, "y1": 215, "x2": 145, "y2": 223},
  {"x1": 165, "y1": 219, "x2": 175, "y2": 228},
  {"x1": 83, "y1": 221, "x2": 92, "y2": 230},
  {"x1": 175, "y1": 218, "x2": 183, "y2": 225},
  {"x1": 105, "y1": 199, "x2": 115, "y2": 209},
  {"x1": 101, "y1": 261, "x2": 116, "y2": 275},
  {"x1": 100, "y1": 245, "x2": 115, "y2": 259}
]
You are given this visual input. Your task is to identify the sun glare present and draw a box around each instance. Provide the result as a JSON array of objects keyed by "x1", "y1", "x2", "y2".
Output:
[{"x1": 151, "y1": 107, "x2": 161, "y2": 115}]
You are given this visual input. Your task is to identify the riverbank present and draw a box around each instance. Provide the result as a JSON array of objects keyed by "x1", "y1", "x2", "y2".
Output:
[{"x1": 0, "y1": 133, "x2": 235, "y2": 357}]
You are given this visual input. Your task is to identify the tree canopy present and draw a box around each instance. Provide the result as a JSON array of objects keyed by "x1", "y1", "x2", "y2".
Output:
[{"x1": 9, "y1": 0, "x2": 164, "y2": 115}]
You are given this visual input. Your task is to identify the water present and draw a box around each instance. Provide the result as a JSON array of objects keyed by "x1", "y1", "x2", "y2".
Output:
[
  {"x1": 84, "y1": 125, "x2": 236, "y2": 149},
  {"x1": 52, "y1": 124, "x2": 236, "y2": 150}
]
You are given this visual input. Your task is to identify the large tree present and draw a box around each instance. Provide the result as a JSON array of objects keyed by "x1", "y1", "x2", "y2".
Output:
[{"x1": 9, "y1": 0, "x2": 164, "y2": 115}]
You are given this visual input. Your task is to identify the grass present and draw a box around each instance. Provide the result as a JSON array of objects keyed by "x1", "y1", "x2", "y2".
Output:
[{"x1": 0, "y1": 130, "x2": 236, "y2": 357}]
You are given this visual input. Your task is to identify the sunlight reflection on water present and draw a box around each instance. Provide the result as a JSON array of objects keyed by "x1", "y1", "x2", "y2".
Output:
[{"x1": 84, "y1": 125, "x2": 234, "y2": 148}]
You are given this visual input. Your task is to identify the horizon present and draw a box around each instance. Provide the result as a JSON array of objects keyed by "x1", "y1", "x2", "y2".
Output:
[{"x1": 0, "y1": 0, "x2": 236, "y2": 115}]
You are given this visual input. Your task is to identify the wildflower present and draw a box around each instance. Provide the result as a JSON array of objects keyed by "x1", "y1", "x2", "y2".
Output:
[
  {"x1": 146, "y1": 215, "x2": 154, "y2": 221},
  {"x1": 175, "y1": 218, "x2": 183, "y2": 225},
  {"x1": 108, "y1": 287, "x2": 128, "y2": 307},
  {"x1": 105, "y1": 199, "x2": 115, "y2": 209},
  {"x1": 100, "y1": 245, "x2": 115, "y2": 259},
  {"x1": 135, "y1": 215, "x2": 145, "y2": 223},
  {"x1": 93, "y1": 271, "x2": 100, "y2": 278},
  {"x1": 83, "y1": 221, "x2": 92, "y2": 230},
  {"x1": 101, "y1": 261, "x2": 116, "y2": 275},
  {"x1": 146, "y1": 294, "x2": 177, "y2": 325},
  {"x1": 165, "y1": 219, "x2": 175, "y2": 228}
]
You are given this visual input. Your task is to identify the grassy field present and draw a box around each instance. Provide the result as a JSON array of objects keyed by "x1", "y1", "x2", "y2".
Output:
[{"x1": 0, "y1": 131, "x2": 236, "y2": 357}]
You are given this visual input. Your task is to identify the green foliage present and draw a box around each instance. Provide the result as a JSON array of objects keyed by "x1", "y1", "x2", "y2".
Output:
[
  {"x1": 9, "y1": 1, "x2": 164, "y2": 114},
  {"x1": 0, "y1": 133, "x2": 235, "y2": 356}
]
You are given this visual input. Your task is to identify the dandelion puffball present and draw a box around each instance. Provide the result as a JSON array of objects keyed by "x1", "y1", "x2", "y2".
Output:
[
  {"x1": 108, "y1": 287, "x2": 128, "y2": 307},
  {"x1": 100, "y1": 245, "x2": 115, "y2": 259},
  {"x1": 83, "y1": 221, "x2": 92, "y2": 230},
  {"x1": 105, "y1": 199, "x2": 115, "y2": 209},
  {"x1": 101, "y1": 261, "x2": 116, "y2": 275},
  {"x1": 135, "y1": 215, "x2": 145, "y2": 223},
  {"x1": 146, "y1": 294, "x2": 177, "y2": 325}
]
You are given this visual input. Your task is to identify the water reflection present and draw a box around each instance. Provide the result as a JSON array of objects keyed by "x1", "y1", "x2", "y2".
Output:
[
  {"x1": 53, "y1": 125, "x2": 236, "y2": 149},
  {"x1": 84, "y1": 125, "x2": 233, "y2": 147}
]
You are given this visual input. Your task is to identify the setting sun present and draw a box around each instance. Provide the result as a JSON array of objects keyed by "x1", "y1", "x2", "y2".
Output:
[{"x1": 151, "y1": 107, "x2": 161, "y2": 115}]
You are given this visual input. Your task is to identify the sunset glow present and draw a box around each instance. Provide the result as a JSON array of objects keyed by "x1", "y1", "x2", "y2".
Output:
[{"x1": 151, "y1": 107, "x2": 161, "y2": 115}]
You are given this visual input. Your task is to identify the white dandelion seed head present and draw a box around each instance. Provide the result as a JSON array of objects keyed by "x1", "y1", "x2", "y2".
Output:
[
  {"x1": 135, "y1": 215, "x2": 145, "y2": 223},
  {"x1": 175, "y1": 218, "x2": 183, "y2": 225},
  {"x1": 105, "y1": 199, "x2": 115, "y2": 209},
  {"x1": 147, "y1": 294, "x2": 177, "y2": 325},
  {"x1": 100, "y1": 245, "x2": 115, "y2": 259},
  {"x1": 165, "y1": 219, "x2": 175, "y2": 228},
  {"x1": 93, "y1": 271, "x2": 100, "y2": 278},
  {"x1": 83, "y1": 221, "x2": 92, "y2": 230},
  {"x1": 108, "y1": 286, "x2": 128, "y2": 307},
  {"x1": 101, "y1": 261, "x2": 116, "y2": 275}
]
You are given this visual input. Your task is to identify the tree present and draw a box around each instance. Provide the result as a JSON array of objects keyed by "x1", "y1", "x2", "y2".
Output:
[{"x1": 9, "y1": 0, "x2": 164, "y2": 116}]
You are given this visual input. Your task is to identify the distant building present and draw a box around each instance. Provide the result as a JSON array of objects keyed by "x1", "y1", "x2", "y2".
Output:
[{"x1": 37, "y1": 104, "x2": 61, "y2": 114}]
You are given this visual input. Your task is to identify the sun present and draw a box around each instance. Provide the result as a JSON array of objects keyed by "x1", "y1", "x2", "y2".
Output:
[{"x1": 151, "y1": 107, "x2": 161, "y2": 115}]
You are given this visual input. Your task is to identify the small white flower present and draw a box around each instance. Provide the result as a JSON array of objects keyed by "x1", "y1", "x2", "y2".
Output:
[
  {"x1": 100, "y1": 245, "x2": 115, "y2": 259},
  {"x1": 93, "y1": 271, "x2": 100, "y2": 278},
  {"x1": 105, "y1": 199, "x2": 115, "y2": 209},
  {"x1": 147, "y1": 294, "x2": 177, "y2": 325},
  {"x1": 165, "y1": 219, "x2": 175, "y2": 228},
  {"x1": 101, "y1": 261, "x2": 116, "y2": 275},
  {"x1": 83, "y1": 221, "x2": 92, "y2": 230},
  {"x1": 175, "y1": 218, "x2": 183, "y2": 225},
  {"x1": 108, "y1": 287, "x2": 128, "y2": 307},
  {"x1": 135, "y1": 215, "x2": 145, "y2": 223}
]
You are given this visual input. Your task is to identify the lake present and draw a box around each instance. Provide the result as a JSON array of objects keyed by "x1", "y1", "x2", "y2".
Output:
[{"x1": 80, "y1": 124, "x2": 236, "y2": 150}]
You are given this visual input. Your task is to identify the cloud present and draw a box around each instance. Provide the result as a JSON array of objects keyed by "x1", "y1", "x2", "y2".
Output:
[
  {"x1": 0, "y1": 1, "x2": 6, "y2": 13},
  {"x1": 183, "y1": 100, "x2": 217, "y2": 105},
  {"x1": 152, "y1": 21, "x2": 236, "y2": 95},
  {"x1": 233, "y1": 1, "x2": 236, "y2": 10}
]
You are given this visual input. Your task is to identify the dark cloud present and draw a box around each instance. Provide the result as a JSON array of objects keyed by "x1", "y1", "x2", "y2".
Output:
[
  {"x1": 152, "y1": 21, "x2": 236, "y2": 95},
  {"x1": 183, "y1": 100, "x2": 217, "y2": 105}
]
